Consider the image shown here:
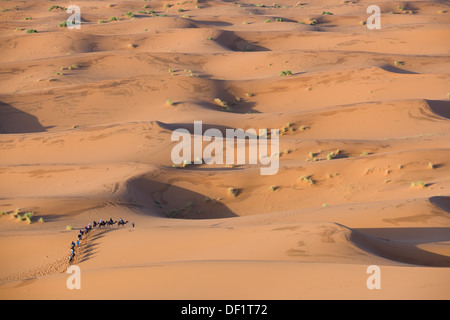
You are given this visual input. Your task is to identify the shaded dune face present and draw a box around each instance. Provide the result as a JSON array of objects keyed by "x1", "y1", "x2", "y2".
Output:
[
  {"x1": 426, "y1": 100, "x2": 450, "y2": 119},
  {"x1": 124, "y1": 175, "x2": 239, "y2": 219},
  {"x1": 430, "y1": 196, "x2": 450, "y2": 212},
  {"x1": 350, "y1": 227, "x2": 450, "y2": 268},
  {"x1": 0, "y1": 102, "x2": 48, "y2": 133},
  {"x1": 0, "y1": 0, "x2": 449, "y2": 299}
]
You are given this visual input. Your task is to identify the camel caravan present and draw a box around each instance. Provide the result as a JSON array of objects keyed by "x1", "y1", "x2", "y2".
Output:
[
  {"x1": 93, "y1": 217, "x2": 131, "y2": 228},
  {"x1": 68, "y1": 218, "x2": 134, "y2": 263}
]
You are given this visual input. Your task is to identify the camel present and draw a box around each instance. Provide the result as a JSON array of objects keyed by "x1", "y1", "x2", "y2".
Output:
[
  {"x1": 118, "y1": 220, "x2": 128, "y2": 227},
  {"x1": 96, "y1": 220, "x2": 107, "y2": 228},
  {"x1": 107, "y1": 220, "x2": 117, "y2": 227}
]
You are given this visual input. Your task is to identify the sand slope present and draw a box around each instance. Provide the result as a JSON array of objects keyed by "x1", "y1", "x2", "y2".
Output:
[{"x1": 0, "y1": 0, "x2": 449, "y2": 299}]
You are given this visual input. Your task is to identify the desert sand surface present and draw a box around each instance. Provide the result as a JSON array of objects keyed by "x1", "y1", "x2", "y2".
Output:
[{"x1": 0, "y1": 0, "x2": 449, "y2": 300}]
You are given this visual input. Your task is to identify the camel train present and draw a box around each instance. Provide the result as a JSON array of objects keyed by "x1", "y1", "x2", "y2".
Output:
[
  {"x1": 68, "y1": 218, "x2": 130, "y2": 263},
  {"x1": 92, "y1": 218, "x2": 129, "y2": 229}
]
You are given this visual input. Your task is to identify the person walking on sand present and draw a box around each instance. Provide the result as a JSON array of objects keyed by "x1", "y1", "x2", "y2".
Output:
[
  {"x1": 69, "y1": 247, "x2": 75, "y2": 263},
  {"x1": 132, "y1": 221, "x2": 135, "y2": 228}
]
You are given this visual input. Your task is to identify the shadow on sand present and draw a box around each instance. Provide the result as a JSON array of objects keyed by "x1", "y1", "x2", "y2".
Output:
[
  {"x1": 0, "y1": 102, "x2": 53, "y2": 133},
  {"x1": 125, "y1": 176, "x2": 238, "y2": 219}
]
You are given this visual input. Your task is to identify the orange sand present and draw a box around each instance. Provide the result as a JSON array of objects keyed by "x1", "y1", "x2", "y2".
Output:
[{"x1": 0, "y1": 0, "x2": 449, "y2": 299}]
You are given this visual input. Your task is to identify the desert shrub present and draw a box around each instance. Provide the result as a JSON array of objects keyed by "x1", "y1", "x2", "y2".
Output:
[
  {"x1": 185, "y1": 201, "x2": 195, "y2": 209},
  {"x1": 48, "y1": 5, "x2": 67, "y2": 11},
  {"x1": 214, "y1": 98, "x2": 232, "y2": 111},
  {"x1": 280, "y1": 70, "x2": 293, "y2": 76},
  {"x1": 227, "y1": 187, "x2": 239, "y2": 197},
  {"x1": 299, "y1": 176, "x2": 314, "y2": 185},
  {"x1": 410, "y1": 181, "x2": 426, "y2": 188},
  {"x1": 24, "y1": 212, "x2": 34, "y2": 224},
  {"x1": 327, "y1": 149, "x2": 341, "y2": 160},
  {"x1": 167, "y1": 209, "x2": 181, "y2": 218},
  {"x1": 205, "y1": 197, "x2": 218, "y2": 204}
]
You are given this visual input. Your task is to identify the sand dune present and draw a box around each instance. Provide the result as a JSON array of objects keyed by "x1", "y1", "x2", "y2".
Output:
[{"x1": 0, "y1": 0, "x2": 449, "y2": 299}]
